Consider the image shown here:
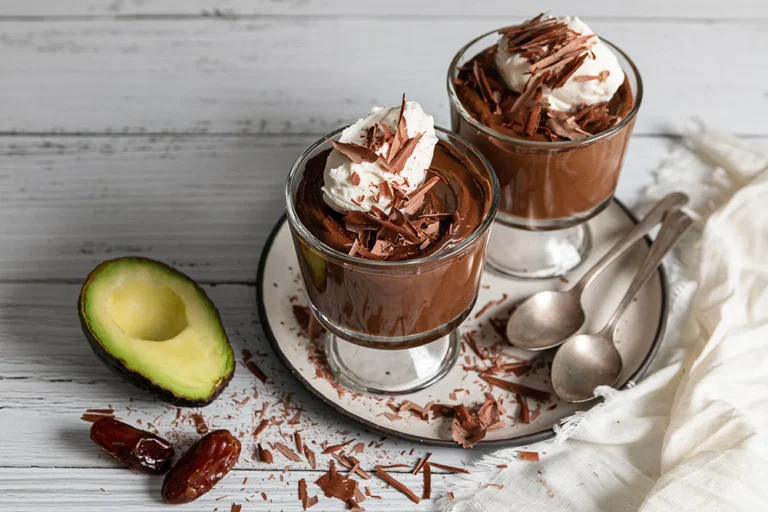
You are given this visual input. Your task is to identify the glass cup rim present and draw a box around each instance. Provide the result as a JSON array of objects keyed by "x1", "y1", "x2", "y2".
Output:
[
  {"x1": 284, "y1": 125, "x2": 500, "y2": 269},
  {"x1": 446, "y1": 28, "x2": 644, "y2": 148}
]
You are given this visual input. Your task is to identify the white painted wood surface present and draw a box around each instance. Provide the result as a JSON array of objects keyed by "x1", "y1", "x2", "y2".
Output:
[
  {"x1": 0, "y1": 1, "x2": 766, "y2": 510},
  {"x1": 2, "y1": 18, "x2": 766, "y2": 136}
]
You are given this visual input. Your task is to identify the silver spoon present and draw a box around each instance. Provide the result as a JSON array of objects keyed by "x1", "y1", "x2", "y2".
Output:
[
  {"x1": 551, "y1": 210, "x2": 693, "y2": 403},
  {"x1": 506, "y1": 192, "x2": 689, "y2": 351}
]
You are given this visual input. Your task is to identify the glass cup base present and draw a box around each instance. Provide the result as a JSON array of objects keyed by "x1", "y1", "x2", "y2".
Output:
[
  {"x1": 487, "y1": 221, "x2": 592, "y2": 279},
  {"x1": 324, "y1": 330, "x2": 461, "y2": 395}
]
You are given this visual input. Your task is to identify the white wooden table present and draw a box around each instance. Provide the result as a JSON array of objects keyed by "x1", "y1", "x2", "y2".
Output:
[{"x1": 1, "y1": 1, "x2": 766, "y2": 510}]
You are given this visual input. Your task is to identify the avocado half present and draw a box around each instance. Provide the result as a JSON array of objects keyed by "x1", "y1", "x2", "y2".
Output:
[{"x1": 78, "y1": 257, "x2": 235, "y2": 407}]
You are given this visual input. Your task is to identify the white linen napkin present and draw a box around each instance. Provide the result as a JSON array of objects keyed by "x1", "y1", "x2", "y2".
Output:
[{"x1": 443, "y1": 123, "x2": 768, "y2": 512}]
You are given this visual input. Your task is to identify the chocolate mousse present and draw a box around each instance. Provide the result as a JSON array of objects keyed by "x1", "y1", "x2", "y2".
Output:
[
  {"x1": 288, "y1": 97, "x2": 497, "y2": 347},
  {"x1": 451, "y1": 14, "x2": 639, "y2": 224}
]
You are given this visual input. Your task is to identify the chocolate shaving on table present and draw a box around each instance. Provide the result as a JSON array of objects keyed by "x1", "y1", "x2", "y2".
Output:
[
  {"x1": 375, "y1": 467, "x2": 421, "y2": 504},
  {"x1": 422, "y1": 463, "x2": 432, "y2": 500},
  {"x1": 231, "y1": 504, "x2": 242, "y2": 512},
  {"x1": 275, "y1": 442, "x2": 302, "y2": 462},
  {"x1": 517, "y1": 451, "x2": 540, "y2": 462},
  {"x1": 328, "y1": 139, "x2": 378, "y2": 164},
  {"x1": 253, "y1": 419, "x2": 269, "y2": 438},
  {"x1": 428, "y1": 462, "x2": 470, "y2": 474},
  {"x1": 316, "y1": 461, "x2": 359, "y2": 502},
  {"x1": 257, "y1": 443, "x2": 273, "y2": 463},
  {"x1": 246, "y1": 360, "x2": 268, "y2": 383},
  {"x1": 480, "y1": 374, "x2": 551, "y2": 402},
  {"x1": 412, "y1": 453, "x2": 432, "y2": 474},
  {"x1": 303, "y1": 445, "x2": 317, "y2": 469}
]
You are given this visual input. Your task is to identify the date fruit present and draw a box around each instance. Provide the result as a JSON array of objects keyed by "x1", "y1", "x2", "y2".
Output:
[
  {"x1": 90, "y1": 417, "x2": 174, "y2": 474},
  {"x1": 162, "y1": 430, "x2": 241, "y2": 504}
]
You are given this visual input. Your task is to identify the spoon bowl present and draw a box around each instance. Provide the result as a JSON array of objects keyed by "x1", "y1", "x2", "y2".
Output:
[
  {"x1": 506, "y1": 193, "x2": 688, "y2": 351},
  {"x1": 551, "y1": 334, "x2": 623, "y2": 403},
  {"x1": 507, "y1": 291, "x2": 584, "y2": 350},
  {"x1": 551, "y1": 210, "x2": 693, "y2": 403}
]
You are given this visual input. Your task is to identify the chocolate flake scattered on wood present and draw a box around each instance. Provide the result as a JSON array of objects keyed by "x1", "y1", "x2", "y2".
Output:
[
  {"x1": 298, "y1": 479, "x2": 318, "y2": 510},
  {"x1": 294, "y1": 431, "x2": 303, "y2": 454},
  {"x1": 257, "y1": 443, "x2": 273, "y2": 464},
  {"x1": 274, "y1": 442, "x2": 302, "y2": 462},
  {"x1": 246, "y1": 360, "x2": 268, "y2": 383},
  {"x1": 190, "y1": 413, "x2": 208, "y2": 435},
  {"x1": 375, "y1": 467, "x2": 421, "y2": 504},
  {"x1": 316, "y1": 461, "x2": 359, "y2": 502},
  {"x1": 517, "y1": 451, "x2": 540, "y2": 462},
  {"x1": 303, "y1": 445, "x2": 317, "y2": 469},
  {"x1": 423, "y1": 463, "x2": 432, "y2": 500},
  {"x1": 429, "y1": 462, "x2": 470, "y2": 474},
  {"x1": 412, "y1": 453, "x2": 432, "y2": 474},
  {"x1": 322, "y1": 439, "x2": 353, "y2": 454},
  {"x1": 230, "y1": 504, "x2": 241, "y2": 512}
]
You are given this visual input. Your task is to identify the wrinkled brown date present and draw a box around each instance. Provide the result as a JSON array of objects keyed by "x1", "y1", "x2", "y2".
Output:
[
  {"x1": 90, "y1": 417, "x2": 175, "y2": 474},
  {"x1": 162, "y1": 429, "x2": 241, "y2": 505}
]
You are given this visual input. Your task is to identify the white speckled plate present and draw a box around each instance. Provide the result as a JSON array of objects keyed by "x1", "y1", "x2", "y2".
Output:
[{"x1": 257, "y1": 199, "x2": 667, "y2": 447}]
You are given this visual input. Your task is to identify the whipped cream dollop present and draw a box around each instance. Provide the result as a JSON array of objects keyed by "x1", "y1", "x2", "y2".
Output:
[
  {"x1": 322, "y1": 101, "x2": 438, "y2": 214},
  {"x1": 494, "y1": 16, "x2": 624, "y2": 112}
]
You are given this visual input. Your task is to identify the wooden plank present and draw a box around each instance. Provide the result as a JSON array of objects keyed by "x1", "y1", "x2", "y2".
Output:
[
  {"x1": 0, "y1": 467, "x2": 450, "y2": 510},
  {"x1": 0, "y1": 282, "x2": 486, "y2": 470},
  {"x1": 1, "y1": 19, "x2": 765, "y2": 135},
  {"x1": 0, "y1": 134, "x2": 689, "y2": 282},
  {"x1": 2, "y1": 0, "x2": 766, "y2": 19}
]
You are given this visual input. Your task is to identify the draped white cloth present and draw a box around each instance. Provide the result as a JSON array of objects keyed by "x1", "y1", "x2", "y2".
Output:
[{"x1": 444, "y1": 124, "x2": 768, "y2": 512}]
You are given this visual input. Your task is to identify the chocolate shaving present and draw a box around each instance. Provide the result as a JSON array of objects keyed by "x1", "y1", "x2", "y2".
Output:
[
  {"x1": 451, "y1": 394, "x2": 503, "y2": 448},
  {"x1": 517, "y1": 393, "x2": 531, "y2": 424},
  {"x1": 412, "y1": 453, "x2": 432, "y2": 474},
  {"x1": 388, "y1": 133, "x2": 423, "y2": 175},
  {"x1": 429, "y1": 462, "x2": 470, "y2": 474},
  {"x1": 323, "y1": 439, "x2": 353, "y2": 454},
  {"x1": 480, "y1": 375, "x2": 551, "y2": 402},
  {"x1": 274, "y1": 442, "x2": 302, "y2": 462},
  {"x1": 231, "y1": 504, "x2": 241, "y2": 512},
  {"x1": 190, "y1": 413, "x2": 208, "y2": 435},
  {"x1": 316, "y1": 461, "x2": 359, "y2": 502},
  {"x1": 246, "y1": 360, "x2": 268, "y2": 383},
  {"x1": 328, "y1": 139, "x2": 378, "y2": 164},
  {"x1": 422, "y1": 463, "x2": 432, "y2": 500},
  {"x1": 294, "y1": 431, "x2": 303, "y2": 454},
  {"x1": 375, "y1": 467, "x2": 421, "y2": 504},
  {"x1": 303, "y1": 445, "x2": 317, "y2": 469},
  {"x1": 517, "y1": 451, "x2": 540, "y2": 462},
  {"x1": 257, "y1": 443, "x2": 273, "y2": 463}
]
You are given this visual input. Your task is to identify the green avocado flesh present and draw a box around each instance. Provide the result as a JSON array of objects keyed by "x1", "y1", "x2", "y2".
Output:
[{"x1": 79, "y1": 257, "x2": 234, "y2": 406}]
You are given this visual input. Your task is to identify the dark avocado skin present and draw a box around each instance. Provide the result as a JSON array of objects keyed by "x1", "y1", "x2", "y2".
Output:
[{"x1": 78, "y1": 257, "x2": 235, "y2": 408}]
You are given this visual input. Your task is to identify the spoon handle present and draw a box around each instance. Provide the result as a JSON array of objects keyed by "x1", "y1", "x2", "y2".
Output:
[
  {"x1": 573, "y1": 192, "x2": 689, "y2": 294},
  {"x1": 599, "y1": 210, "x2": 694, "y2": 337}
]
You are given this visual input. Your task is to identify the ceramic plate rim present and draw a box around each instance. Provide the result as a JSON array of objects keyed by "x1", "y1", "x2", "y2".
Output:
[{"x1": 256, "y1": 199, "x2": 669, "y2": 448}]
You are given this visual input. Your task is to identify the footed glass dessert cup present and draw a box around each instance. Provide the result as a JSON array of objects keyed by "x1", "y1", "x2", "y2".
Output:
[
  {"x1": 285, "y1": 127, "x2": 499, "y2": 394},
  {"x1": 448, "y1": 29, "x2": 643, "y2": 279}
]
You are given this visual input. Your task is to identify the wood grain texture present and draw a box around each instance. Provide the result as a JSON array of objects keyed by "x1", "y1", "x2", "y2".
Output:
[
  {"x1": 3, "y1": 0, "x2": 767, "y2": 19},
  {"x1": 1, "y1": 19, "x2": 766, "y2": 135},
  {"x1": 0, "y1": 282, "x2": 490, "y2": 470},
  {"x1": 0, "y1": 467, "x2": 452, "y2": 511},
  {"x1": 0, "y1": 134, "x2": 679, "y2": 282}
]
